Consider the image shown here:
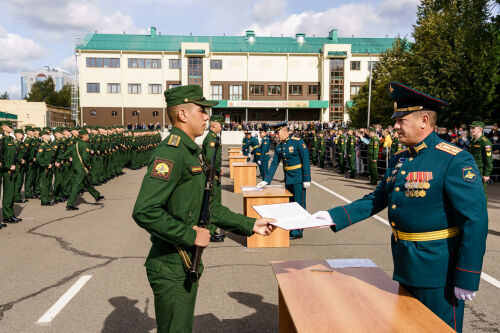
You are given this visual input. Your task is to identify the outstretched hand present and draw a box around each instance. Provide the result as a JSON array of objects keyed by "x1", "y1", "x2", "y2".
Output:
[{"x1": 253, "y1": 218, "x2": 277, "y2": 236}]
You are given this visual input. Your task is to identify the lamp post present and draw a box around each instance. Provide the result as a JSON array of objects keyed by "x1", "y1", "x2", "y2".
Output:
[{"x1": 137, "y1": 110, "x2": 141, "y2": 129}]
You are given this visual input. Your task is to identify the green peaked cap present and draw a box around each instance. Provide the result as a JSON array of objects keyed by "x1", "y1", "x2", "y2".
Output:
[{"x1": 164, "y1": 85, "x2": 218, "y2": 108}]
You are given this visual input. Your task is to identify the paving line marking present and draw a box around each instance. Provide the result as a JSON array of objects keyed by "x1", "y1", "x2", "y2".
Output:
[
  {"x1": 311, "y1": 180, "x2": 499, "y2": 289},
  {"x1": 36, "y1": 275, "x2": 92, "y2": 325}
]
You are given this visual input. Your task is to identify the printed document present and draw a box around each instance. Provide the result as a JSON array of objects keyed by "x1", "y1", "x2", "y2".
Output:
[
  {"x1": 252, "y1": 202, "x2": 334, "y2": 230},
  {"x1": 326, "y1": 259, "x2": 377, "y2": 269}
]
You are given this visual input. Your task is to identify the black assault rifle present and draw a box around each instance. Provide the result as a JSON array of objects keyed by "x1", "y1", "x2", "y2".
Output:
[{"x1": 189, "y1": 135, "x2": 220, "y2": 283}]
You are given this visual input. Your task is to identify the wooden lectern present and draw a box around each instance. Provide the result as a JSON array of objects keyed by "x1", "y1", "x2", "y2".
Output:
[
  {"x1": 242, "y1": 186, "x2": 292, "y2": 248},
  {"x1": 228, "y1": 147, "x2": 241, "y2": 158},
  {"x1": 232, "y1": 163, "x2": 257, "y2": 193},
  {"x1": 229, "y1": 156, "x2": 247, "y2": 179},
  {"x1": 271, "y1": 260, "x2": 455, "y2": 333}
]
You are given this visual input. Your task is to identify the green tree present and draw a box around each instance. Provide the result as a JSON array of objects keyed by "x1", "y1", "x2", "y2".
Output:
[
  {"x1": 347, "y1": 38, "x2": 412, "y2": 127},
  {"x1": 0, "y1": 91, "x2": 9, "y2": 100},
  {"x1": 26, "y1": 76, "x2": 71, "y2": 107},
  {"x1": 55, "y1": 83, "x2": 72, "y2": 108}
]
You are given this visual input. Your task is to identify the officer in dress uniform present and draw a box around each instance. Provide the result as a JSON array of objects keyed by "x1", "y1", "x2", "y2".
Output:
[
  {"x1": 367, "y1": 128, "x2": 379, "y2": 185},
  {"x1": 257, "y1": 121, "x2": 311, "y2": 240},
  {"x1": 201, "y1": 114, "x2": 225, "y2": 242},
  {"x1": 336, "y1": 129, "x2": 346, "y2": 173},
  {"x1": 390, "y1": 130, "x2": 403, "y2": 158},
  {"x1": 249, "y1": 132, "x2": 260, "y2": 164},
  {"x1": 256, "y1": 125, "x2": 270, "y2": 179},
  {"x1": 2, "y1": 121, "x2": 22, "y2": 223},
  {"x1": 346, "y1": 128, "x2": 356, "y2": 178},
  {"x1": 132, "y1": 85, "x2": 275, "y2": 333},
  {"x1": 313, "y1": 82, "x2": 488, "y2": 333},
  {"x1": 242, "y1": 130, "x2": 251, "y2": 160},
  {"x1": 316, "y1": 131, "x2": 326, "y2": 168},
  {"x1": 468, "y1": 121, "x2": 493, "y2": 200}
]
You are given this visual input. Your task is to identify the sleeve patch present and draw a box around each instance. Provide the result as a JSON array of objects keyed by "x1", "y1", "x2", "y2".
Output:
[
  {"x1": 462, "y1": 166, "x2": 476, "y2": 182},
  {"x1": 435, "y1": 142, "x2": 462, "y2": 156},
  {"x1": 189, "y1": 165, "x2": 203, "y2": 174},
  {"x1": 150, "y1": 158, "x2": 174, "y2": 181},
  {"x1": 209, "y1": 141, "x2": 215, "y2": 148}
]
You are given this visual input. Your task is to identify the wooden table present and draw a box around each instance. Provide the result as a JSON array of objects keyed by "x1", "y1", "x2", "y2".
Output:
[
  {"x1": 229, "y1": 156, "x2": 247, "y2": 179},
  {"x1": 243, "y1": 186, "x2": 292, "y2": 248},
  {"x1": 271, "y1": 260, "x2": 455, "y2": 333},
  {"x1": 228, "y1": 147, "x2": 241, "y2": 151},
  {"x1": 229, "y1": 150, "x2": 241, "y2": 158},
  {"x1": 233, "y1": 163, "x2": 257, "y2": 194}
]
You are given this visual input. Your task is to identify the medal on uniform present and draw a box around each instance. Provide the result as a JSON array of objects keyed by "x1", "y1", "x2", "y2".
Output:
[
  {"x1": 404, "y1": 181, "x2": 410, "y2": 189},
  {"x1": 409, "y1": 190, "x2": 415, "y2": 197},
  {"x1": 405, "y1": 191, "x2": 410, "y2": 197},
  {"x1": 419, "y1": 190, "x2": 426, "y2": 197}
]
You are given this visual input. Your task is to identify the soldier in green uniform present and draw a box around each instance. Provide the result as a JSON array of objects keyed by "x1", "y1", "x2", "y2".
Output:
[
  {"x1": 310, "y1": 129, "x2": 318, "y2": 164},
  {"x1": 367, "y1": 128, "x2": 379, "y2": 185},
  {"x1": 469, "y1": 121, "x2": 493, "y2": 200},
  {"x1": 313, "y1": 82, "x2": 488, "y2": 333},
  {"x1": 346, "y1": 128, "x2": 356, "y2": 178},
  {"x1": 13, "y1": 129, "x2": 28, "y2": 203},
  {"x1": 24, "y1": 127, "x2": 37, "y2": 199},
  {"x1": 66, "y1": 130, "x2": 104, "y2": 210},
  {"x1": 242, "y1": 131, "x2": 251, "y2": 160},
  {"x1": 2, "y1": 121, "x2": 22, "y2": 223},
  {"x1": 316, "y1": 131, "x2": 326, "y2": 167},
  {"x1": 336, "y1": 129, "x2": 346, "y2": 173},
  {"x1": 132, "y1": 85, "x2": 275, "y2": 333},
  {"x1": 201, "y1": 115, "x2": 225, "y2": 243},
  {"x1": 256, "y1": 125, "x2": 270, "y2": 179},
  {"x1": 390, "y1": 131, "x2": 403, "y2": 157},
  {"x1": 36, "y1": 130, "x2": 57, "y2": 206}
]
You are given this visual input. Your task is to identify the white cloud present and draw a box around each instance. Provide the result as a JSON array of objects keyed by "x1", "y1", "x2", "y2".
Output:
[
  {"x1": 0, "y1": 26, "x2": 44, "y2": 73},
  {"x1": 3, "y1": 0, "x2": 145, "y2": 38},
  {"x1": 245, "y1": 0, "x2": 419, "y2": 38},
  {"x1": 253, "y1": 0, "x2": 287, "y2": 25},
  {"x1": 7, "y1": 85, "x2": 21, "y2": 100},
  {"x1": 58, "y1": 56, "x2": 76, "y2": 73}
]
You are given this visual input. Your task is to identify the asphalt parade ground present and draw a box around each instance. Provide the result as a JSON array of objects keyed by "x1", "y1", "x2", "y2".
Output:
[{"x1": 0, "y1": 146, "x2": 498, "y2": 333}]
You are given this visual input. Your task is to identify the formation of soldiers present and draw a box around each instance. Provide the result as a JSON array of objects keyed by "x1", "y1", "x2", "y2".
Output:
[{"x1": 0, "y1": 121, "x2": 160, "y2": 228}]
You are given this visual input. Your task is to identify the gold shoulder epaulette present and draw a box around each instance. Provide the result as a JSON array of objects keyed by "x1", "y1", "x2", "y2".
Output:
[
  {"x1": 435, "y1": 142, "x2": 462, "y2": 156},
  {"x1": 394, "y1": 148, "x2": 408, "y2": 156},
  {"x1": 292, "y1": 137, "x2": 301, "y2": 140},
  {"x1": 482, "y1": 137, "x2": 487, "y2": 141},
  {"x1": 167, "y1": 134, "x2": 181, "y2": 147}
]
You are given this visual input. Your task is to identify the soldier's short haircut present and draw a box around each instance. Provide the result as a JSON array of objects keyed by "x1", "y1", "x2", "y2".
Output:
[
  {"x1": 166, "y1": 105, "x2": 183, "y2": 124},
  {"x1": 413, "y1": 110, "x2": 437, "y2": 127}
]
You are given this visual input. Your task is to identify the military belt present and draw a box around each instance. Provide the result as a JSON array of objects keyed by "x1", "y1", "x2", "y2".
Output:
[
  {"x1": 285, "y1": 164, "x2": 302, "y2": 171},
  {"x1": 391, "y1": 226, "x2": 459, "y2": 242}
]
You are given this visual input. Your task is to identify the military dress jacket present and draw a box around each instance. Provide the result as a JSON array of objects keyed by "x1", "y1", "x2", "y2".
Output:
[
  {"x1": 257, "y1": 135, "x2": 270, "y2": 160},
  {"x1": 367, "y1": 137, "x2": 379, "y2": 161},
  {"x1": 469, "y1": 135, "x2": 493, "y2": 177},
  {"x1": 249, "y1": 136, "x2": 259, "y2": 158},
  {"x1": 36, "y1": 141, "x2": 54, "y2": 168},
  {"x1": 3, "y1": 135, "x2": 17, "y2": 171},
  {"x1": 264, "y1": 135, "x2": 311, "y2": 185},
  {"x1": 328, "y1": 131, "x2": 488, "y2": 290},
  {"x1": 132, "y1": 127, "x2": 256, "y2": 272},
  {"x1": 242, "y1": 137, "x2": 251, "y2": 156},
  {"x1": 201, "y1": 130, "x2": 221, "y2": 174}
]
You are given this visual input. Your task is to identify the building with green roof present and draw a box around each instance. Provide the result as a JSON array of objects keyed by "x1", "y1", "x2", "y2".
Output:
[{"x1": 76, "y1": 27, "x2": 394, "y2": 126}]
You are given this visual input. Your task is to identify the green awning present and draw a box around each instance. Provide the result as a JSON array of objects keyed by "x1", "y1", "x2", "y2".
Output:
[
  {"x1": 185, "y1": 49, "x2": 205, "y2": 54},
  {"x1": 0, "y1": 111, "x2": 18, "y2": 120},
  {"x1": 328, "y1": 51, "x2": 347, "y2": 57}
]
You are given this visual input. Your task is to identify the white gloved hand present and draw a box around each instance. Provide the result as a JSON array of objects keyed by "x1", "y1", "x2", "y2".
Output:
[
  {"x1": 454, "y1": 287, "x2": 477, "y2": 301},
  {"x1": 303, "y1": 181, "x2": 311, "y2": 189},
  {"x1": 312, "y1": 211, "x2": 333, "y2": 224},
  {"x1": 257, "y1": 181, "x2": 268, "y2": 188},
  {"x1": 257, "y1": 160, "x2": 261, "y2": 165}
]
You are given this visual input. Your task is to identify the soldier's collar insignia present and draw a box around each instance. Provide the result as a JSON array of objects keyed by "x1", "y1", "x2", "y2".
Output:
[
  {"x1": 167, "y1": 134, "x2": 181, "y2": 147},
  {"x1": 462, "y1": 166, "x2": 476, "y2": 182},
  {"x1": 409, "y1": 141, "x2": 427, "y2": 154},
  {"x1": 150, "y1": 158, "x2": 174, "y2": 181}
]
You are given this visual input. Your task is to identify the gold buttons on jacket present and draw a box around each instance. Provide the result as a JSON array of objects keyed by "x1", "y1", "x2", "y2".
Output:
[
  {"x1": 392, "y1": 204, "x2": 397, "y2": 209},
  {"x1": 409, "y1": 157, "x2": 413, "y2": 161},
  {"x1": 395, "y1": 187, "x2": 400, "y2": 192},
  {"x1": 401, "y1": 171, "x2": 406, "y2": 175},
  {"x1": 391, "y1": 222, "x2": 396, "y2": 226}
]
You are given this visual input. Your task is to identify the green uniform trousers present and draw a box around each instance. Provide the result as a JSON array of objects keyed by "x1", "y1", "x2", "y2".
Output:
[
  {"x1": 338, "y1": 154, "x2": 345, "y2": 173},
  {"x1": 40, "y1": 168, "x2": 52, "y2": 204},
  {"x1": 286, "y1": 183, "x2": 306, "y2": 238},
  {"x1": 348, "y1": 154, "x2": 356, "y2": 178},
  {"x1": 53, "y1": 166, "x2": 64, "y2": 201},
  {"x1": 402, "y1": 284, "x2": 464, "y2": 333},
  {"x1": 24, "y1": 163, "x2": 36, "y2": 197},
  {"x1": 14, "y1": 167, "x2": 26, "y2": 201},
  {"x1": 2, "y1": 171, "x2": 15, "y2": 219},
  {"x1": 62, "y1": 163, "x2": 72, "y2": 198},
  {"x1": 146, "y1": 266, "x2": 198, "y2": 333},
  {"x1": 67, "y1": 172, "x2": 100, "y2": 207},
  {"x1": 369, "y1": 160, "x2": 378, "y2": 185}
]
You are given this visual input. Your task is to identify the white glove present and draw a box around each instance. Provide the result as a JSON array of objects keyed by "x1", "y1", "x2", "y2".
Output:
[
  {"x1": 303, "y1": 182, "x2": 311, "y2": 189},
  {"x1": 257, "y1": 181, "x2": 268, "y2": 188},
  {"x1": 454, "y1": 287, "x2": 477, "y2": 301},
  {"x1": 312, "y1": 211, "x2": 333, "y2": 224},
  {"x1": 257, "y1": 160, "x2": 261, "y2": 165}
]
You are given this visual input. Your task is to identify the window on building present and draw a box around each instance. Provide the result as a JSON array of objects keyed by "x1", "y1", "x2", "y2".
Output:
[
  {"x1": 289, "y1": 85, "x2": 302, "y2": 96},
  {"x1": 86, "y1": 57, "x2": 120, "y2": 68},
  {"x1": 268, "y1": 85, "x2": 281, "y2": 96},
  {"x1": 168, "y1": 84, "x2": 180, "y2": 90},
  {"x1": 368, "y1": 61, "x2": 378, "y2": 71},
  {"x1": 350, "y1": 61, "x2": 361, "y2": 70},
  {"x1": 350, "y1": 84, "x2": 361, "y2": 96},
  {"x1": 107, "y1": 83, "x2": 120, "y2": 94},
  {"x1": 250, "y1": 85, "x2": 264, "y2": 95},
  {"x1": 90, "y1": 110, "x2": 97, "y2": 117},
  {"x1": 210, "y1": 60, "x2": 222, "y2": 69},
  {"x1": 330, "y1": 59, "x2": 345, "y2": 121},
  {"x1": 188, "y1": 57, "x2": 203, "y2": 87},
  {"x1": 128, "y1": 84, "x2": 141, "y2": 94},
  {"x1": 211, "y1": 84, "x2": 223, "y2": 100},
  {"x1": 129, "y1": 58, "x2": 160, "y2": 68},
  {"x1": 169, "y1": 59, "x2": 182, "y2": 69},
  {"x1": 111, "y1": 110, "x2": 118, "y2": 117},
  {"x1": 149, "y1": 84, "x2": 162, "y2": 94},
  {"x1": 153, "y1": 111, "x2": 159, "y2": 117},
  {"x1": 132, "y1": 110, "x2": 139, "y2": 117},
  {"x1": 308, "y1": 85, "x2": 319, "y2": 95},
  {"x1": 229, "y1": 84, "x2": 243, "y2": 101},
  {"x1": 87, "y1": 83, "x2": 100, "y2": 93}
]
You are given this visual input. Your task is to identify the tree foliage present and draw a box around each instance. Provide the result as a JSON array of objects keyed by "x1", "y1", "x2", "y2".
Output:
[
  {"x1": 26, "y1": 76, "x2": 71, "y2": 108},
  {"x1": 0, "y1": 92, "x2": 9, "y2": 100},
  {"x1": 347, "y1": 0, "x2": 499, "y2": 127}
]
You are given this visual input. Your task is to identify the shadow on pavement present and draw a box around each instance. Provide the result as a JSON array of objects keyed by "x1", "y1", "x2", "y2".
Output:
[
  {"x1": 193, "y1": 292, "x2": 278, "y2": 333},
  {"x1": 101, "y1": 296, "x2": 156, "y2": 333}
]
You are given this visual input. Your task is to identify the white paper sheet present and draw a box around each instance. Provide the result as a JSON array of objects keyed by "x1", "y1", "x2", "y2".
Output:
[
  {"x1": 252, "y1": 202, "x2": 334, "y2": 230},
  {"x1": 241, "y1": 186, "x2": 262, "y2": 192},
  {"x1": 326, "y1": 258, "x2": 377, "y2": 269}
]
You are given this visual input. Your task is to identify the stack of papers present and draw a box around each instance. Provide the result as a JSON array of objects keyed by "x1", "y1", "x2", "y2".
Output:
[
  {"x1": 326, "y1": 259, "x2": 377, "y2": 268},
  {"x1": 252, "y1": 202, "x2": 334, "y2": 230},
  {"x1": 241, "y1": 186, "x2": 262, "y2": 192}
]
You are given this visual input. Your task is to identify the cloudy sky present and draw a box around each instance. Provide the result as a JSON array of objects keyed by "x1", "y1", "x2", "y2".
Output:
[{"x1": 0, "y1": 0, "x2": 420, "y2": 99}]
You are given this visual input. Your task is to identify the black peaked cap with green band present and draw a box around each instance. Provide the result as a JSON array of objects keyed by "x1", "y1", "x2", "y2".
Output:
[
  {"x1": 388, "y1": 82, "x2": 448, "y2": 119},
  {"x1": 164, "y1": 85, "x2": 219, "y2": 107}
]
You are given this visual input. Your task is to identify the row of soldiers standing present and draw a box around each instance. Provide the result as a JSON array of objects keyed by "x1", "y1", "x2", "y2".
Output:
[{"x1": 0, "y1": 121, "x2": 160, "y2": 228}]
